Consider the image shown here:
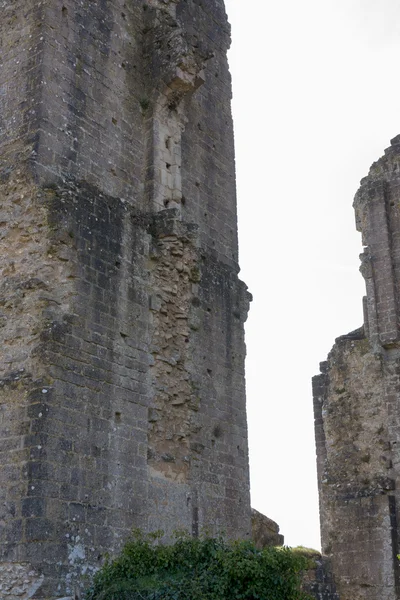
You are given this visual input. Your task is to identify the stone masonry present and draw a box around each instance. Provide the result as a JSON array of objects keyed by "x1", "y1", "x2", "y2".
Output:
[
  {"x1": 0, "y1": 0, "x2": 252, "y2": 596},
  {"x1": 251, "y1": 508, "x2": 284, "y2": 549},
  {"x1": 313, "y1": 135, "x2": 400, "y2": 600}
]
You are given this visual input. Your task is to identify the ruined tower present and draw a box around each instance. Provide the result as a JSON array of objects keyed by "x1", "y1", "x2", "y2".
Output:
[
  {"x1": 0, "y1": 0, "x2": 252, "y2": 596},
  {"x1": 313, "y1": 135, "x2": 400, "y2": 600}
]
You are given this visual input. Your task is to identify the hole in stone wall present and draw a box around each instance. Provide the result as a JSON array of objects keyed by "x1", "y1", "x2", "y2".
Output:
[
  {"x1": 195, "y1": 181, "x2": 200, "y2": 187},
  {"x1": 213, "y1": 425, "x2": 222, "y2": 439},
  {"x1": 192, "y1": 297, "x2": 200, "y2": 307},
  {"x1": 181, "y1": 196, "x2": 186, "y2": 206},
  {"x1": 62, "y1": 5, "x2": 68, "y2": 15},
  {"x1": 166, "y1": 163, "x2": 171, "y2": 170},
  {"x1": 121, "y1": 11, "x2": 126, "y2": 19},
  {"x1": 165, "y1": 137, "x2": 171, "y2": 149},
  {"x1": 164, "y1": 199, "x2": 170, "y2": 207},
  {"x1": 121, "y1": 62, "x2": 126, "y2": 69},
  {"x1": 115, "y1": 412, "x2": 122, "y2": 423},
  {"x1": 112, "y1": 117, "x2": 118, "y2": 125},
  {"x1": 207, "y1": 369, "x2": 212, "y2": 375},
  {"x1": 120, "y1": 332, "x2": 128, "y2": 339},
  {"x1": 115, "y1": 260, "x2": 121, "y2": 268}
]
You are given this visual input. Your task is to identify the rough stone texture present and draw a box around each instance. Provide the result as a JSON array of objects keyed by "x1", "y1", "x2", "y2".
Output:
[
  {"x1": 0, "y1": 0, "x2": 251, "y2": 597},
  {"x1": 303, "y1": 555, "x2": 340, "y2": 600},
  {"x1": 0, "y1": 563, "x2": 44, "y2": 600},
  {"x1": 251, "y1": 508, "x2": 284, "y2": 548},
  {"x1": 314, "y1": 135, "x2": 400, "y2": 600}
]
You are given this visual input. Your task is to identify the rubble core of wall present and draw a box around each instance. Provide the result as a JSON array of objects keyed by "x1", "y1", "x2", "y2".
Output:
[
  {"x1": 314, "y1": 135, "x2": 400, "y2": 600},
  {"x1": 147, "y1": 211, "x2": 200, "y2": 482},
  {"x1": 0, "y1": 563, "x2": 44, "y2": 600}
]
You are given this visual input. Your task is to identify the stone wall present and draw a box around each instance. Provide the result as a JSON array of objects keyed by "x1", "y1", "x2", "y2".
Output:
[
  {"x1": 314, "y1": 136, "x2": 400, "y2": 600},
  {"x1": 0, "y1": 1, "x2": 251, "y2": 597},
  {"x1": 251, "y1": 508, "x2": 284, "y2": 548},
  {"x1": 303, "y1": 555, "x2": 340, "y2": 600}
]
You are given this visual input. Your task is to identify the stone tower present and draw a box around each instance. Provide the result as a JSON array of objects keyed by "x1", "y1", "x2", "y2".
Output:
[
  {"x1": 313, "y1": 136, "x2": 400, "y2": 600},
  {"x1": 0, "y1": 0, "x2": 252, "y2": 596}
]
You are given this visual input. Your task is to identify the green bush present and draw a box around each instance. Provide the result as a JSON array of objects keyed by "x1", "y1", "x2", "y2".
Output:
[{"x1": 85, "y1": 531, "x2": 312, "y2": 600}]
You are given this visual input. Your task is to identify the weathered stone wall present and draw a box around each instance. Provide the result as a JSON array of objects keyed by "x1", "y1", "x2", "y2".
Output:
[
  {"x1": 314, "y1": 136, "x2": 400, "y2": 600},
  {"x1": 0, "y1": 1, "x2": 251, "y2": 597},
  {"x1": 303, "y1": 555, "x2": 340, "y2": 600},
  {"x1": 251, "y1": 508, "x2": 284, "y2": 548},
  {"x1": 0, "y1": 1, "x2": 43, "y2": 170}
]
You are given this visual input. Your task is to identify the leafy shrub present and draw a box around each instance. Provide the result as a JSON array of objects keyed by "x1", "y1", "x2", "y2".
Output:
[{"x1": 85, "y1": 531, "x2": 312, "y2": 600}]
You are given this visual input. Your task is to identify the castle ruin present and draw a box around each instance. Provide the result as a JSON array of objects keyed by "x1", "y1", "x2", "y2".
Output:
[
  {"x1": 0, "y1": 0, "x2": 252, "y2": 596},
  {"x1": 3, "y1": 0, "x2": 391, "y2": 598},
  {"x1": 314, "y1": 136, "x2": 400, "y2": 600}
]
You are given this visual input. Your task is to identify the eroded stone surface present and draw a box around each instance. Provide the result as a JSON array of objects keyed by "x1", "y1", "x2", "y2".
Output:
[
  {"x1": 314, "y1": 136, "x2": 400, "y2": 600},
  {"x1": 0, "y1": 563, "x2": 44, "y2": 599},
  {"x1": 251, "y1": 508, "x2": 284, "y2": 548},
  {"x1": 0, "y1": 1, "x2": 251, "y2": 596},
  {"x1": 147, "y1": 212, "x2": 199, "y2": 482}
]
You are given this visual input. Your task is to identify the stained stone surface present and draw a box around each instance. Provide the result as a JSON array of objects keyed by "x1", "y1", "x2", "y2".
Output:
[
  {"x1": 0, "y1": 0, "x2": 251, "y2": 596},
  {"x1": 251, "y1": 508, "x2": 284, "y2": 548},
  {"x1": 1, "y1": 2, "x2": 344, "y2": 598},
  {"x1": 314, "y1": 136, "x2": 400, "y2": 600}
]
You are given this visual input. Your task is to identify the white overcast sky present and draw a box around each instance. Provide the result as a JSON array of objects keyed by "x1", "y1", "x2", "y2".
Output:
[{"x1": 224, "y1": 0, "x2": 400, "y2": 549}]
